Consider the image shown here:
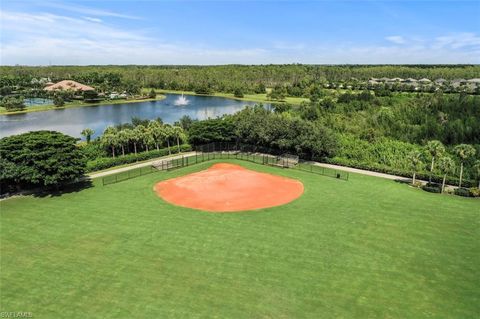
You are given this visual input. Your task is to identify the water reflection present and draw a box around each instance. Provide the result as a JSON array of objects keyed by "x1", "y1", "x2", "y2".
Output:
[{"x1": 0, "y1": 94, "x2": 268, "y2": 138}]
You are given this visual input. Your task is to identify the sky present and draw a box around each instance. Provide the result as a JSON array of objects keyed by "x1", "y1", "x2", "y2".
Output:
[{"x1": 1, "y1": 0, "x2": 479, "y2": 65}]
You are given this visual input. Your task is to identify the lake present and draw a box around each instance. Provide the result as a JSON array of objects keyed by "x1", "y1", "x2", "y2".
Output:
[{"x1": 0, "y1": 94, "x2": 268, "y2": 139}]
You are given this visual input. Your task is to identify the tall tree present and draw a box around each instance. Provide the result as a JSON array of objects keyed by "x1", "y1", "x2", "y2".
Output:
[
  {"x1": 101, "y1": 126, "x2": 118, "y2": 158},
  {"x1": 0, "y1": 131, "x2": 86, "y2": 191},
  {"x1": 80, "y1": 128, "x2": 95, "y2": 143},
  {"x1": 172, "y1": 126, "x2": 186, "y2": 152},
  {"x1": 131, "y1": 127, "x2": 142, "y2": 156},
  {"x1": 426, "y1": 140, "x2": 445, "y2": 182},
  {"x1": 408, "y1": 150, "x2": 424, "y2": 185},
  {"x1": 162, "y1": 125, "x2": 174, "y2": 155},
  {"x1": 473, "y1": 160, "x2": 480, "y2": 189},
  {"x1": 454, "y1": 144, "x2": 476, "y2": 187},
  {"x1": 147, "y1": 120, "x2": 163, "y2": 151},
  {"x1": 438, "y1": 156, "x2": 455, "y2": 193},
  {"x1": 117, "y1": 130, "x2": 129, "y2": 156}
]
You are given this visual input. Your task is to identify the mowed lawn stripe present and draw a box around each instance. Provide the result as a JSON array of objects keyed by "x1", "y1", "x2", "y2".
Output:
[{"x1": 1, "y1": 160, "x2": 479, "y2": 318}]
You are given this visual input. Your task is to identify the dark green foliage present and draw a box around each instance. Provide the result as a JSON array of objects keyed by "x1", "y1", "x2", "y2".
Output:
[
  {"x1": 2, "y1": 64, "x2": 478, "y2": 94},
  {"x1": 309, "y1": 85, "x2": 324, "y2": 102},
  {"x1": 148, "y1": 88, "x2": 156, "y2": 98},
  {"x1": 454, "y1": 187, "x2": 471, "y2": 197},
  {"x1": 422, "y1": 183, "x2": 442, "y2": 193},
  {"x1": 254, "y1": 82, "x2": 266, "y2": 94},
  {"x1": 83, "y1": 90, "x2": 99, "y2": 101},
  {"x1": 0, "y1": 86, "x2": 13, "y2": 96},
  {"x1": 233, "y1": 106, "x2": 337, "y2": 159},
  {"x1": 1, "y1": 96, "x2": 25, "y2": 111},
  {"x1": 53, "y1": 96, "x2": 64, "y2": 107},
  {"x1": 131, "y1": 117, "x2": 151, "y2": 127},
  {"x1": 0, "y1": 131, "x2": 86, "y2": 192},
  {"x1": 267, "y1": 85, "x2": 287, "y2": 101},
  {"x1": 194, "y1": 84, "x2": 214, "y2": 95},
  {"x1": 233, "y1": 88, "x2": 244, "y2": 98},
  {"x1": 79, "y1": 141, "x2": 108, "y2": 161},
  {"x1": 123, "y1": 80, "x2": 141, "y2": 95},
  {"x1": 272, "y1": 103, "x2": 292, "y2": 113},
  {"x1": 188, "y1": 118, "x2": 236, "y2": 145},
  {"x1": 86, "y1": 144, "x2": 191, "y2": 172},
  {"x1": 174, "y1": 115, "x2": 195, "y2": 130}
]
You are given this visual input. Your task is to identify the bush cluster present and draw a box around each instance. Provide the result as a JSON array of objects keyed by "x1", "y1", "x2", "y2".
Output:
[
  {"x1": 325, "y1": 157, "x2": 476, "y2": 188},
  {"x1": 421, "y1": 183, "x2": 442, "y2": 193},
  {"x1": 86, "y1": 144, "x2": 191, "y2": 172},
  {"x1": 454, "y1": 187, "x2": 472, "y2": 197}
]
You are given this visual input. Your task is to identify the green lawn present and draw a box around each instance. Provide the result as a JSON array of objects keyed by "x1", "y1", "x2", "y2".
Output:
[
  {"x1": 149, "y1": 88, "x2": 310, "y2": 105},
  {"x1": 1, "y1": 160, "x2": 479, "y2": 318}
]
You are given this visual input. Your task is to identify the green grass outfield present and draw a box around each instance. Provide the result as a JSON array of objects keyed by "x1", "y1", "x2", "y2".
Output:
[{"x1": 1, "y1": 160, "x2": 479, "y2": 318}]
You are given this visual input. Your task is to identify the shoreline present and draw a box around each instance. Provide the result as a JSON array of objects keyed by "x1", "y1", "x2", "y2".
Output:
[
  {"x1": 0, "y1": 95, "x2": 167, "y2": 116},
  {"x1": 149, "y1": 89, "x2": 309, "y2": 105}
]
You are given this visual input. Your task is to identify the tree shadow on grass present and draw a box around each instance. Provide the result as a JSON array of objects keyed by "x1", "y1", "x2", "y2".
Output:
[
  {"x1": 394, "y1": 178, "x2": 412, "y2": 185},
  {"x1": 32, "y1": 179, "x2": 94, "y2": 198}
]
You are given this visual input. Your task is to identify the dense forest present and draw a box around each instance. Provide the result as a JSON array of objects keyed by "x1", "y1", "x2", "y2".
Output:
[{"x1": 1, "y1": 64, "x2": 479, "y2": 94}]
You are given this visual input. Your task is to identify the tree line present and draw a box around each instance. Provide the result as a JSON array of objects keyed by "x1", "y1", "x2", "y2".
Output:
[{"x1": 1, "y1": 64, "x2": 479, "y2": 96}]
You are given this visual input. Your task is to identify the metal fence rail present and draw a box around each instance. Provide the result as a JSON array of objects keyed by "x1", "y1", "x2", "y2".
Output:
[
  {"x1": 102, "y1": 165, "x2": 158, "y2": 186},
  {"x1": 102, "y1": 149, "x2": 349, "y2": 186}
]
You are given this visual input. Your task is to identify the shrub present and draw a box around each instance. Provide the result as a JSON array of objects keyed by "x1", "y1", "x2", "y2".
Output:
[
  {"x1": 422, "y1": 183, "x2": 442, "y2": 193},
  {"x1": 411, "y1": 181, "x2": 422, "y2": 188},
  {"x1": 234, "y1": 88, "x2": 244, "y2": 98},
  {"x1": 1, "y1": 96, "x2": 25, "y2": 111},
  {"x1": 469, "y1": 187, "x2": 480, "y2": 197},
  {"x1": 324, "y1": 156, "x2": 476, "y2": 188},
  {"x1": 86, "y1": 144, "x2": 191, "y2": 172},
  {"x1": 148, "y1": 89, "x2": 156, "y2": 98},
  {"x1": 53, "y1": 96, "x2": 64, "y2": 107},
  {"x1": 454, "y1": 187, "x2": 471, "y2": 197}
]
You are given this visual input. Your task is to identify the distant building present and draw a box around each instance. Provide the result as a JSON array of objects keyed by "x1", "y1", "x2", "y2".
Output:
[{"x1": 44, "y1": 80, "x2": 94, "y2": 92}]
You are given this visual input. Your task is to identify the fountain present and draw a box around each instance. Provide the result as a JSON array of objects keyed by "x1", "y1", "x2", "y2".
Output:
[{"x1": 174, "y1": 93, "x2": 189, "y2": 106}]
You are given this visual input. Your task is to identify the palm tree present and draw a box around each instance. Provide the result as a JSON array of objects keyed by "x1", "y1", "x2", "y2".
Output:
[
  {"x1": 408, "y1": 150, "x2": 423, "y2": 185},
  {"x1": 454, "y1": 144, "x2": 476, "y2": 187},
  {"x1": 172, "y1": 126, "x2": 186, "y2": 152},
  {"x1": 147, "y1": 120, "x2": 163, "y2": 151},
  {"x1": 80, "y1": 128, "x2": 95, "y2": 143},
  {"x1": 101, "y1": 126, "x2": 118, "y2": 158},
  {"x1": 117, "y1": 130, "x2": 129, "y2": 156},
  {"x1": 426, "y1": 140, "x2": 445, "y2": 182},
  {"x1": 143, "y1": 127, "x2": 154, "y2": 152},
  {"x1": 438, "y1": 156, "x2": 455, "y2": 193},
  {"x1": 136, "y1": 125, "x2": 153, "y2": 152},
  {"x1": 132, "y1": 126, "x2": 142, "y2": 155},
  {"x1": 162, "y1": 124, "x2": 174, "y2": 155},
  {"x1": 473, "y1": 160, "x2": 480, "y2": 189}
]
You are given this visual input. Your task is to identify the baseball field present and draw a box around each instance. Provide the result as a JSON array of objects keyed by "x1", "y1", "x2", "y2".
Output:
[{"x1": 1, "y1": 160, "x2": 479, "y2": 318}]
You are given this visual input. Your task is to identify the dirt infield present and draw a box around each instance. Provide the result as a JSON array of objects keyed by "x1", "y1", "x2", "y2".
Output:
[{"x1": 154, "y1": 163, "x2": 304, "y2": 212}]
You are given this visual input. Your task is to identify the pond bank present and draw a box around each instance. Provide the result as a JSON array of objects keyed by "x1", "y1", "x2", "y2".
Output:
[{"x1": 0, "y1": 95, "x2": 167, "y2": 115}]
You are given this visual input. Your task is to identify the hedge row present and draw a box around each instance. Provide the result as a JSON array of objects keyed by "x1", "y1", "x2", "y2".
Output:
[
  {"x1": 86, "y1": 144, "x2": 192, "y2": 172},
  {"x1": 325, "y1": 157, "x2": 476, "y2": 188}
]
